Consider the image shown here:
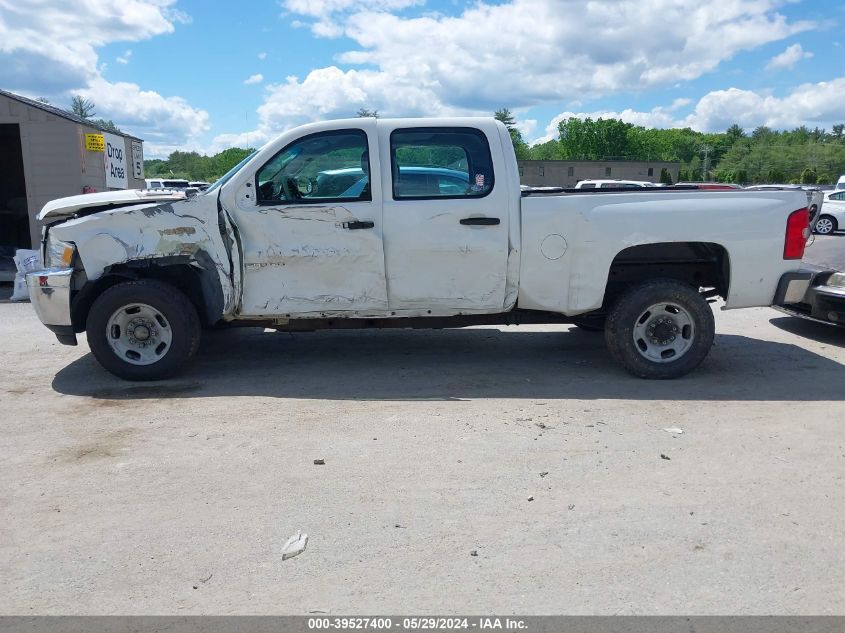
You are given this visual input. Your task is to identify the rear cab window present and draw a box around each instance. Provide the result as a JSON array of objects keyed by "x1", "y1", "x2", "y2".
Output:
[{"x1": 390, "y1": 127, "x2": 494, "y2": 200}]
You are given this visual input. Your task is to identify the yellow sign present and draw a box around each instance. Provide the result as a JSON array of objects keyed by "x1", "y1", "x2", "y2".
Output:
[{"x1": 84, "y1": 133, "x2": 105, "y2": 152}]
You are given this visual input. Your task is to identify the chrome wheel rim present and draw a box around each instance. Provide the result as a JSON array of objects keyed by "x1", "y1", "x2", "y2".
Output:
[
  {"x1": 106, "y1": 303, "x2": 173, "y2": 366},
  {"x1": 632, "y1": 302, "x2": 695, "y2": 363},
  {"x1": 816, "y1": 218, "x2": 834, "y2": 234}
]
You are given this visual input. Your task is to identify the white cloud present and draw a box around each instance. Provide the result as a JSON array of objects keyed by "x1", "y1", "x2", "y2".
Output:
[
  {"x1": 515, "y1": 118, "x2": 537, "y2": 140},
  {"x1": 243, "y1": 73, "x2": 264, "y2": 85},
  {"x1": 766, "y1": 43, "x2": 813, "y2": 70},
  {"x1": 116, "y1": 49, "x2": 132, "y2": 64},
  {"x1": 79, "y1": 77, "x2": 210, "y2": 155},
  {"x1": 219, "y1": 0, "x2": 815, "y2": 143},
  {"x1": 533, "y1": 77, "x2": 845, "y2": 144},
  {"x1": 258, "y1": 52, "x2": 267, "y2": 60},
  {"x1": 668, "y1": 98, "x2": 693, "y2": 112},
  {"x1": 0, "y1": 0, "x2": 208, "y2": 157},
  {"x1": 685, "y1": 79, "x2": 845, "y2": 131},
  {"x1": 281, "y1": 0, "x2": 422, "y2": 37}
]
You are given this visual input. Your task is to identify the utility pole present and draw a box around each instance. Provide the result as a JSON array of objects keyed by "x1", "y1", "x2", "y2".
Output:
[{"x1": 700, "y1": 144, "x2": 712, "y2": 181}]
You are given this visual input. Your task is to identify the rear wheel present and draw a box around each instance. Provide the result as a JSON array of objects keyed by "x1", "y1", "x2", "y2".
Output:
[
  {"x1": 604, "y1": 279, "x2": 715, "y2": 379},
  {"x1": 86, "y1": 279, "x2": 201, "y2": 380},
  {"x1": 815, "y1": 215, "x2": 837, "y2": 235}
]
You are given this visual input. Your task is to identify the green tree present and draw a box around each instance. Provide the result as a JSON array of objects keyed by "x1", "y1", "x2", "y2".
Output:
[
  {"x1": 659, "y1": 168, "x2": 673, "y2": 185},
  {"x1": 528, "y1": 140, "x2": 564, "y2": 160},
  {"x1": 800, "y1": 168, "x2": 817, "y2": 185},
  {"x1": 726, "y1": 124, "x2": 745, "y2": 143},
  {"x1": 356, "y1": 108, "x2": 378, "y2": 118},
  {"x1": 70, "y1": 95, "x2": 96, "y2": 118},
  {"x1": 494, "y1": 108, "x2": 529, "y2": 159},
  {"x1": 144, "y1": 146, "x2": 258, "y2": 182},
  {"x1": 91, "y1": 119, "x2": 121, "y2": 133},
  {"x1": 766, "y1": 168, "x2": 785, "y2": 183},
  {"x1": 557, "y1": 117, "x2": 632, "y2": 160}
]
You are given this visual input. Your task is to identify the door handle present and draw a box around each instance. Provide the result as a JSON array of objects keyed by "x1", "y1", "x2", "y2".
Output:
[
  {"x1": 460, "y1": 217, "x2": 500, "y2": 226},
  {"x1": 342, "y1": 221, "x2": 375, "y2": 230}
]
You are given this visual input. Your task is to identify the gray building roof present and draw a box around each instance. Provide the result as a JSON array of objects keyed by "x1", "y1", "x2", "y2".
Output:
[{"x1": 0, "y1": 88, "x2": 143, "y2": 141}]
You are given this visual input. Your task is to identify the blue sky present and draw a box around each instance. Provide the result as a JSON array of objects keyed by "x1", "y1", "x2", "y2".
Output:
[{"x1": 1, "y1": 0, "x2": 843, "y2": 157}]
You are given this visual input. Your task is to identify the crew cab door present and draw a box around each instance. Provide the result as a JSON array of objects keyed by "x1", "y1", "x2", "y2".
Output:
[
  {"x1": 224, "y1": 122, "x2": 388, "y2": 316},
  {"x1": 380, "y1": 124, "x2": 510, "y2": 312}
]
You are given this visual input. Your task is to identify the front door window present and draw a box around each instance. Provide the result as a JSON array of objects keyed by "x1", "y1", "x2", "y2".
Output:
[{"x1": 255, "y1": 130, "x2": 371, "y2": 204}]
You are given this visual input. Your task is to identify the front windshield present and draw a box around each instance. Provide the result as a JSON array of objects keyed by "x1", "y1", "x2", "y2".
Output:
[{"x1": 204, "y1": 150, "x2": 258, "y2": 194}]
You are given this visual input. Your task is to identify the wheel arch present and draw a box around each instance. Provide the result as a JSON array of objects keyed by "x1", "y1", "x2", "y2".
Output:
[
  {"x1": 602, "y1": 241, "x2": 731, "y2": 309},
  {"x1": 71, "y1": 251, "x2": 224, "y2": 332}
]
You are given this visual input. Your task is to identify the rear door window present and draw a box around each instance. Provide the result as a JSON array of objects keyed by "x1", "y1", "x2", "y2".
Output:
[{"x1": 390, "y1": 128, "x2": 494, "y2": 200}]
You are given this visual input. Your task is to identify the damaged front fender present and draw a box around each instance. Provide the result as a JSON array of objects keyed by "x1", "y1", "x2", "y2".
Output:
[{"x1": 47, "y1": 193, "x2": 238, "y2": 320}]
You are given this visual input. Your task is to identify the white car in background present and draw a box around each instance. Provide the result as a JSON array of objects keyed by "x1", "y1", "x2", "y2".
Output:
[
  {"x1": 574, "y1": 179, "x2": 657, "y2": 189},
  {"x1": 145, "y1": 178, "x2": 190, "y2": 189},
  {"x1": 817, "y1": 190, "x2": 845, "y2": 235},
  {"x1": 744, "y1": 185, "x2": 825, "y2": 233}
]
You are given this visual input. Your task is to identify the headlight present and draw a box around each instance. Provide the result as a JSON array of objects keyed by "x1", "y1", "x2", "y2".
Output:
[{"x1": 46, "y1": 235, "x2": 75, "y2": 268}]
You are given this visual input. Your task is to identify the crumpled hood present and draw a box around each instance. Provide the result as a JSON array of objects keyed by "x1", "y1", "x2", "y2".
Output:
[{"x1": 38, "y1": 189, "x2": 188, "y2": 222}]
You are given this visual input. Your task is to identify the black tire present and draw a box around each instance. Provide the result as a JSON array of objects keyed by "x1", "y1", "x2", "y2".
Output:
[
  {"x1": 814, "y1": 215, "x2": 837, "y2": 235},
  {"x1": 86, "y1": 279, "x2": 201, "y2": 380},
  {"x1": 604, "y1": 279, "x2": 715, "y2": 379}
]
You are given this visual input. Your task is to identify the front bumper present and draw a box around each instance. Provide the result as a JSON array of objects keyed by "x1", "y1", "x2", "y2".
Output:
[
  {"x1": 773, "y1": 267, "x2": 845, "y2": 327},
  {"x1": 25, "y1": 268, "x2": 78, "y2": 345}
]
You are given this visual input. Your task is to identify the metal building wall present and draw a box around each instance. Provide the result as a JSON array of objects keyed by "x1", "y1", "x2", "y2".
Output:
[
  {"x1": 517, "y1": 160, "x2": 681, "y2": 188},
  {"x1": 0, "y1": 92, "x2": 144, "y2": 248}
]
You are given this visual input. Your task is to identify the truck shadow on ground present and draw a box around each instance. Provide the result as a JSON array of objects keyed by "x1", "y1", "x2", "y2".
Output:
[
  {"x1": 769, "y1": 316, "x2": 845, "y2": 348},
  {"x1": 51, "y1": 325, "x2": 845, "y2": 401}
]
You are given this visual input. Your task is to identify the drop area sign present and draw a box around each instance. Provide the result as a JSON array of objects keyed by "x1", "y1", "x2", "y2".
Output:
[{"x1": 103, "y1": 132, "x2": 128, "y2": 189}]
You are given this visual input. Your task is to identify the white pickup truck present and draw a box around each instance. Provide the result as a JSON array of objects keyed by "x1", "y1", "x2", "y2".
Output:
[{"x1": 27, "y1": 117, "x2": 815, "y2": 380}]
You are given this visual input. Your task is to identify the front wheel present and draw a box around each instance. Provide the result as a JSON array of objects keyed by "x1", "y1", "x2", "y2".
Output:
[
  {"x1": 604, "y1": 279, "x2": 715, "y2": 379},
  {"x1": 86, "y1": 279, "x2": 201, "y2": 380},
  {"x1": 814, "y1": 215, "x2": 837, "y2": 235}
]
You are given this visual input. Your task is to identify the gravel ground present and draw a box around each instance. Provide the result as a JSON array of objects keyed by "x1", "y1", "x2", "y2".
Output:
[{"x1": 1, "y1": 300, "x2": 844, "y2": 615}]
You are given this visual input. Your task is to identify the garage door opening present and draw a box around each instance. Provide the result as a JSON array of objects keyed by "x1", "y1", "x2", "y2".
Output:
[
  {"x1": 0, "y1": 124, "x2": 29, "y2": 247},
  {"x1": 0, "y1": 124, "x2": 29, "y2": 282}
]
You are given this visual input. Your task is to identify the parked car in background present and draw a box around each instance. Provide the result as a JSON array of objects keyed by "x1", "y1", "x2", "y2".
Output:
[
  {"x1": 745, "y1": 185, "x2": 825, "y2": 233},
  {"x1": 835, "y1": 175, "x2": 845, "y2": 190},
  {"x1": 145, "y1": 178, "x2": 190, "y2": 190},
  {"x1": 575, "y1": 179, "x2": 656, "y2": 189},
  {"x1": 675, "y1": 182, "x2": 743, "y2": 190},
  {"x1": 813, "y1": 190, "x2": 845, "y2": 235},
  {"x1": 190, "y1": 181, "x2": 211, "y2": 191},
  {"x1": 312, "y1": 166, "x2": 470, "y2": 199}
]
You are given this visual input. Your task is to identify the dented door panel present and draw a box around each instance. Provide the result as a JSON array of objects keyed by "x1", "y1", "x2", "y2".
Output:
[
  {"x1": 222, "y1": 121, "x2": 389, "y2": 317},
  {"x1": 378, "y1": 121, "x2": 512, "y2": 313},
  {"x1": 233, "y1": 202, "x2": 388, "y2": 315}
]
